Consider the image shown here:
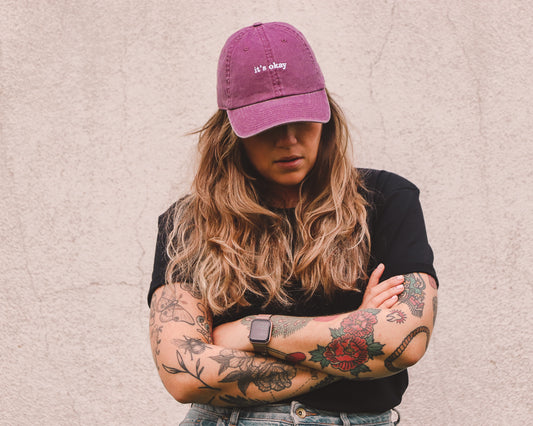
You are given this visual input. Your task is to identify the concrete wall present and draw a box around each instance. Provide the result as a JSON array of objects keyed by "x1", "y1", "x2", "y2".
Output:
[{"x1": 1, "y1": 1, "x2": 531, "y2": 425}]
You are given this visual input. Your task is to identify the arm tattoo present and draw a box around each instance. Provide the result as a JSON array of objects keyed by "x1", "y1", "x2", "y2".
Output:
[
  {"x1": 267, "y1": 347, "x2": 307, "y2": 364},
  {"x1": 196, "y1": 302, "x2": 213, "y2": 343},
  {"x1": 156, "y1": 285, "x2": 194, "y2": 324},
  {"x1": 149, "y1": 294, "x2": 163, "y2": 370},
  {"x1": 272, "y1": 316, "x2": 313, "y2": 338},
  {"x1": 308, "y1": 374, "x2": 337, "y2": 391},
  {"x1": 384, "y1": 326, "x2": 431, "y2": 372},
  {"x1": 162, "y1": 349, "x2": 220, "y2": 391},
  {"x1": 210, "y1": 349, "x2": 297, "y2": 395},
  {"x1": 174, "y1": 336, "x2": 208, "y2": 360},
  {"x1": 241, "y1": 316, "x2": 313, "y2": 338},
  {"x1": 432, "y1": 296, "x2": 438, "y2": 326},
  {"x1": 386, "y1": 309, "x2": 407, "y2": 324},
  {"x1": 398, "y1": 273, "x2": 426, "y2": 317},
  {"x1": 309, "y1": 310, "x2": 384, "y2": 377}
]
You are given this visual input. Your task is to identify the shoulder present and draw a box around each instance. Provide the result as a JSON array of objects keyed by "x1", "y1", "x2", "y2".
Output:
[
  {"x1": 158, "y1": 195, "x2": 193, "y2": 230},
  {"x1": 358, "y1": 168, "x2": 420, "y2": 198},
  {"x1": 153, "y1": 198, "x2": 188, "y2": 249}
]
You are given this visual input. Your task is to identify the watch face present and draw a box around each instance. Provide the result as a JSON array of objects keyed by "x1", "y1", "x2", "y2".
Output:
[{"x1": 249, "y1": 319, "x2": 271, "y2": 343}]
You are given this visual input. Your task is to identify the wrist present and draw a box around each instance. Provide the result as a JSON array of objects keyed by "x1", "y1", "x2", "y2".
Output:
[{"x1": 248, "y1": 314, "x2": 273, "y2": 355}]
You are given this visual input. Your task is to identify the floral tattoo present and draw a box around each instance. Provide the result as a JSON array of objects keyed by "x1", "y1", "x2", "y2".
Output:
[
  {"x1": 211, "y1": 349, "x2": 297, "y2": 395},
  {"x1": 162, "y1": 349, "x2": 220, "y2": 391},
  {"x1": 309, "y1": 309, "x2": 384, "y2": 377}
]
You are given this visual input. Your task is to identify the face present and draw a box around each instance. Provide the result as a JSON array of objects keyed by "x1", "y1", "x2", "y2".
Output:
[{"x1": 241, "y1": 122, "x2": 322, "y2": 206}]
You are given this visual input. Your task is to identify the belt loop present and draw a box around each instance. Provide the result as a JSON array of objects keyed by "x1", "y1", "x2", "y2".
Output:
[
  {"x1": 290, "y1": 400, "x2": 300, "y2": 424},
  {"x1": 340, "y1": 412, "x2": 350, "y2": 426},
  {"x1": 229, "y1": 407, "x2": 240, "y2": 426}
]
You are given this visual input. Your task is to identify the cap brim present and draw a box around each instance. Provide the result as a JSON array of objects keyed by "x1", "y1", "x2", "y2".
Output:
[{"x1": 227, "y1": 89, "x2": 331, "y2": 138}]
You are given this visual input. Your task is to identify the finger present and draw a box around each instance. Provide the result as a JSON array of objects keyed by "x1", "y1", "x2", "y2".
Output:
[
  {"x1": 373, "y1": 275, "x2": 405, "y2": 294},
  {"x1": 380, "y1": 294, "x2": 400, "y2": 309},
  {"x1": 371, "y1": 283, "x2": 404, "y2": 308},
  {"x1": 367, "y1": 264, "x2": 385, "y2": 290}
]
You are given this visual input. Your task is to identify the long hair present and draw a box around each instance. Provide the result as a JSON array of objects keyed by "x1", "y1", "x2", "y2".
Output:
[{"x1": 165, "y1": 92, "x2": 370, "y2": 316}]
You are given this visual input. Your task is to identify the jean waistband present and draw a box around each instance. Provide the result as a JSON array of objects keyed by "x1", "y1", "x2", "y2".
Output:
[{"x1": 183, "y1": 401, "x2": 399, "y2": 425}]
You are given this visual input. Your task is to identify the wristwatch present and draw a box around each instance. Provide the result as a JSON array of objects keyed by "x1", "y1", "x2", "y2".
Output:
[{"x1": 248, "y1": 314, "x2": 273, "y2": 355}]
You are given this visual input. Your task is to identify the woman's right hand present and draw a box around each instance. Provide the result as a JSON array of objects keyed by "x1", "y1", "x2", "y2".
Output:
[{"x1": 359, "y1": 264, "x2": 405, "y2": 310}]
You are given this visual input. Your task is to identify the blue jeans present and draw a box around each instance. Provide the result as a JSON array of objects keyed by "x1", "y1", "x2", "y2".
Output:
[{"x1": 180, "y1": 401, "x2": 400, "y2": 425}]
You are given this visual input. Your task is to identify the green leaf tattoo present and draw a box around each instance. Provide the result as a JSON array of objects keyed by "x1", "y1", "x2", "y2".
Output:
[{"x1": 162, "y1": 350, "x2": 220, "y2": 391}]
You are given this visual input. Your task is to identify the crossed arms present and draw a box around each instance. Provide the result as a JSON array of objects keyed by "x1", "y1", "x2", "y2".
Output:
[{"x1": 149, "y1": 269, "x2": 438, "y2": 406}]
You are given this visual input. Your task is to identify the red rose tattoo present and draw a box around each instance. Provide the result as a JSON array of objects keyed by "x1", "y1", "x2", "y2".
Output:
[
  {"x1": 323, "y1": 335, "x2": 369, "y2": 371},
  {"x1": 310, "y1": 309, "x2": 384, "y2": 377}
]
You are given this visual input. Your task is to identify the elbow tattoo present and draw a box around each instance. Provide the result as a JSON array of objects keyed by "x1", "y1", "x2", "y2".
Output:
[
  {"x1": 384, "y1": 326, "x2": 430, "y2": 372},
  {"x1": 309, "y1": 310, "x2": 384, "y2": 377}
]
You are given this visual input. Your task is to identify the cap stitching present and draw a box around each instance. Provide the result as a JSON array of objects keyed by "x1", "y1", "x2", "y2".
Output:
[
  {"x1": 224, "y1": 30, "x2": 245, "y2": 109},
  {"x1": 256, "y1": 24, "x2": 283, "y2": 98},
  {"x1": 274, "y1": 23, "x2": 322, "y2": 79}
]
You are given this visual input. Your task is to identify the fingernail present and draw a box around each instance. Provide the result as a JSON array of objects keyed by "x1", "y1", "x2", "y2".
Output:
[
  {"x1": 395, "y1": 275, "x2": 404, "y2": 281},
  {"x1": 396, "y1": 284, "x2": 404, "y2": 291},
  {"x1": 378, "y1": 263, "x2": 384, "y2": 270}
]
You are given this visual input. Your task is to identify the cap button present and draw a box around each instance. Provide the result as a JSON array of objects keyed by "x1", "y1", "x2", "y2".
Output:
[{"x1": 253, "y1": 22, "x2": 262, "y2": 27}]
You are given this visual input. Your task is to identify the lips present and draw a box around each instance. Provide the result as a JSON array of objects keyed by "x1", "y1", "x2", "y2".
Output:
[
  {"x1": 275, "y1": 155, "x2": 302, "y2": 163},
  {"x1": 273, "y1": 155, "x2": 304, "y2": 170}
]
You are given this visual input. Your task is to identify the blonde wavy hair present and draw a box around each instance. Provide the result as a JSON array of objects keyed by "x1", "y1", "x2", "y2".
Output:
[{"x1": 165, "y1": 92, "x2": 370, "y2": 316}]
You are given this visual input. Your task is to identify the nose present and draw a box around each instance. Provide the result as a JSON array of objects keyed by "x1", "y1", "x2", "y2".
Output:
[{"x1": 274, "y1": 124, "x2": 298, "y2": 147}]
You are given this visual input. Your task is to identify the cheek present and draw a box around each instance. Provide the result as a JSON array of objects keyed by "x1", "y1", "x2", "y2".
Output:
[{"x1": 242, "y1": 142, "x2": 268, "y2": 172}]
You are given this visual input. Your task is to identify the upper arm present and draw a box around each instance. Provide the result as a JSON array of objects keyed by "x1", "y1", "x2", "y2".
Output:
[{"x1": 149, "y1": 282, "x2": 213, "y2": 373}]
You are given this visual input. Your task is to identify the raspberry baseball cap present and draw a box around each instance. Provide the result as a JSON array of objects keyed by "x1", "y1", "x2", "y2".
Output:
[{"x1": 217, "y1": 22, "x2": 331, "y2": 138}]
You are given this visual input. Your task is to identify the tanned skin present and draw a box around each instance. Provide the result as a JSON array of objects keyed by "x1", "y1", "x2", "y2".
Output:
[
  {"x1": 150, "y1": 269, "x2": 437, "y2": 406},
  {"x1": 215, "y1": 272, "x2": 437, "y2": 379}
]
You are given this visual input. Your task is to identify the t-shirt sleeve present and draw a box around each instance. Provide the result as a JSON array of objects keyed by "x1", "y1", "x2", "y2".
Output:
[
  {"x1": 147, "y1": 212, "x2": 171, "y2": 307},
  {"x1": 371, "y1": 173, "x2": 438, "y2": 285}
]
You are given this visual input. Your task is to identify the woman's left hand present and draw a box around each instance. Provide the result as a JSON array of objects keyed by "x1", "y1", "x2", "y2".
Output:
[
  {"x1": 359, "y1": 264, "x2": 405, "y2": 310},
  {"x1": 212, "y1": 318, "x2": 254, "y2": 352}
]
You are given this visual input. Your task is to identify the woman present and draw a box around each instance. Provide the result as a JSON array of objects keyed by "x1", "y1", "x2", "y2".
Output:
[{"x1": 148, "y1": 22, "x2": 438, "y2": 425}]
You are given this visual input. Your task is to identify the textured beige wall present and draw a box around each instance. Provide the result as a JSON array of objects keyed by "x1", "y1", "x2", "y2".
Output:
[{"x1": 1, "y1": 1, "x2": 531, "y2": 425}]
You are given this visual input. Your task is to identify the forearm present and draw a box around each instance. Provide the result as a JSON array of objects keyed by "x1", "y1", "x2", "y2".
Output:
[
  {"x1": 265, "y1": 273, "x2": 438, "y2": 379},
  {"x1": 218, "y1": 273, "x2": 438, "y2": 380},
  {"x1": 265, "y1": 309, "x2": 429, "y2": 379},
  {"x1": 156, "y1": 340, "x2": 338, "y2": 406},
  {"x1": 150, "y1": 283, "x2": 338, "y2": 407}
]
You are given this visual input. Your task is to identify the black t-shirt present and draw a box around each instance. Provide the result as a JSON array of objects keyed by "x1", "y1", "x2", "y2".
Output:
[{"x1": 147, "y1": 169, "x2": 438, "y2": 413}]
